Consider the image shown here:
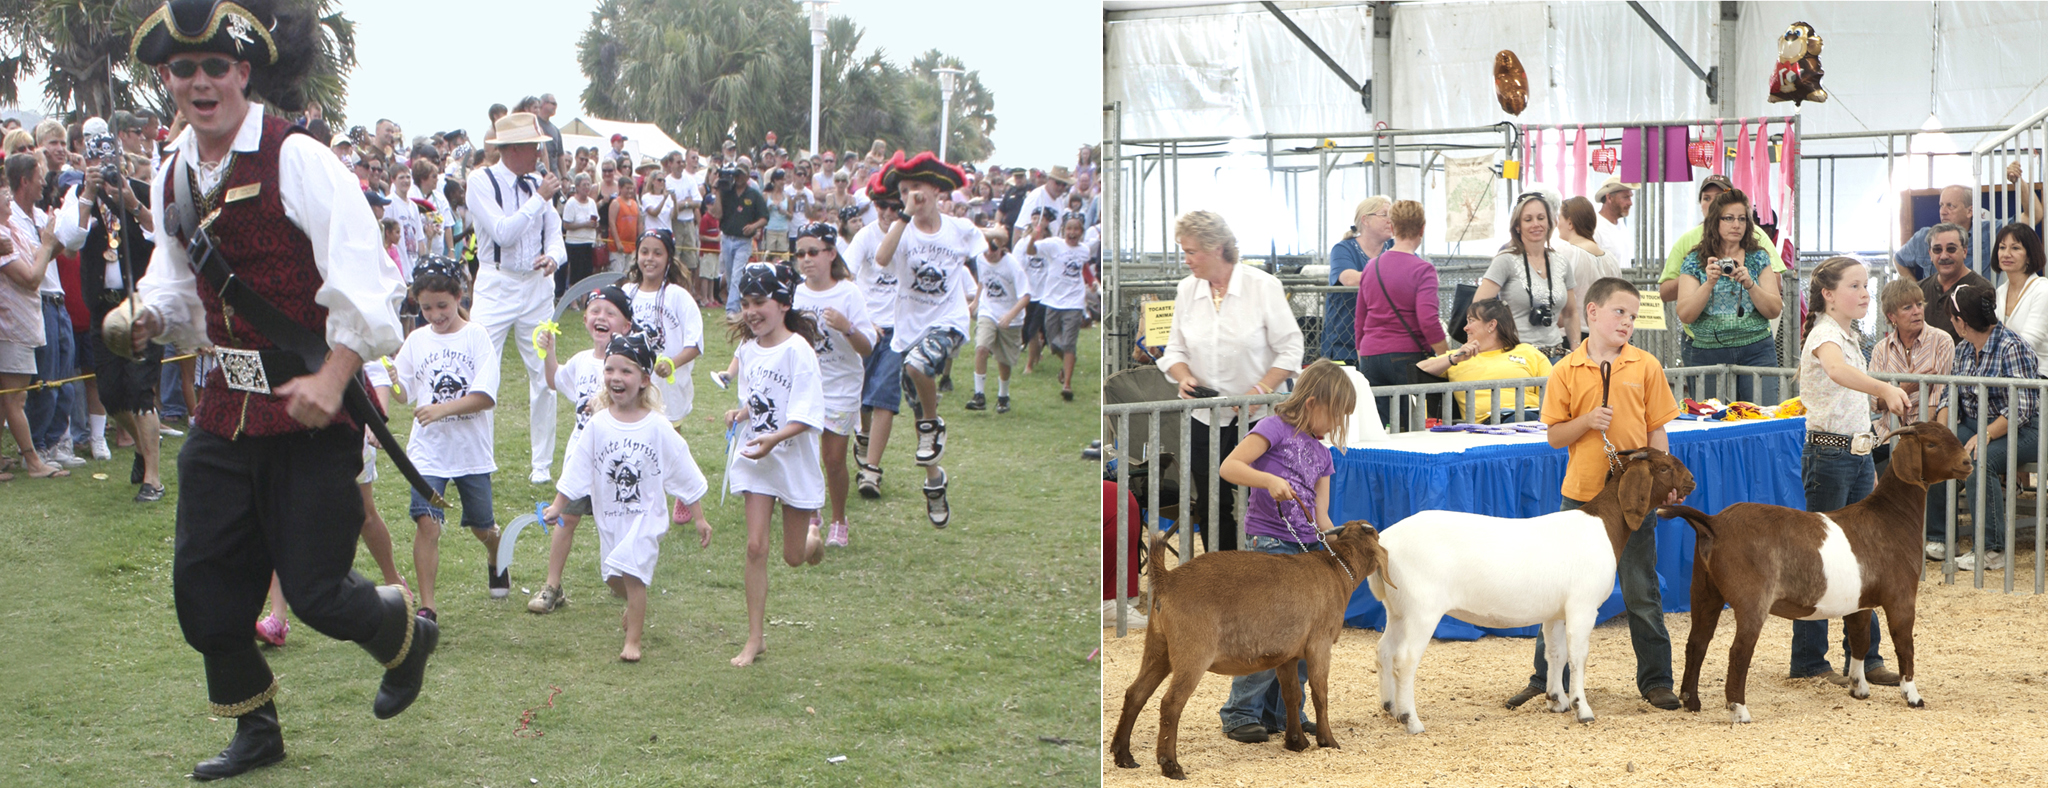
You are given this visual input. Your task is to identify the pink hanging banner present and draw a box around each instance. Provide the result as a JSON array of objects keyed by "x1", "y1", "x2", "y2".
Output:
[
  {"x1": 1522, "y1": 125, "x2": 1533, "y2": 184},
  {"x1": 1752, "y1": 121, "x2": 1773, "y2": 223},
  {"x1": 1714, "y1": 119, "x2": 1726, "y2": 176},
  {"x1": 1573, "y1": 125, "x2": 1588, "y2": 196},
  {"x1": 1533, "y1": 126, "x2": 1544, "y2": 183},
  {"x1": 1779, "y1": 118, "x2": 1798, "y2": 238},
  {"x1": 1733, "y1": 120, "x2": 1751, "y2": 195}
]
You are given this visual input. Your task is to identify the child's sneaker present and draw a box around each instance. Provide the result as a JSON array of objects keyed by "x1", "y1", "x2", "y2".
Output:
[
  {"x1": 527, "y1": 584, "x2": 566, "y2": 613},
  {"x1": 938, "y1": 373, "x2": 953, "y2": 393},
  {"x1": 827, "y1": 519, "x2": 850, "y2": 548},
  {"x1": 855, "y1": 432, "x2": 869, "y2": 463},
  {"x1": 857, "y1": 462, "x2": 883, "y2": 499},
  {"x1": 255, "y1": 615, "x2": 289, "y2": 647},
  {"x1": 924, "y1": 469, "x2": 950, "y2": 528},
  {"x1": 914, "y1": 418, "x2": 946, "y2": 466},
  {"x1": 489, "y1": 566, "x2": 511, "y2": 599},
  {"x1": 996, "y1": 395, "x2": 1011, "y2": 414},
  {"x1": 964, "y1": 392, "x2": 986, "y2": 411},
  {"x1": 673, "y1": 497, "x2": 690, "y2": 523}
]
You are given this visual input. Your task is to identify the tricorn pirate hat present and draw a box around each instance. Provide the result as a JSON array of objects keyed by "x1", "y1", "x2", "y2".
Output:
[
  {"x1": 132, "y1": 0, "x2": 280, "y2": 67},
  {"x1": 882, "y1": 151, "x2": 965, "y2": 193}
]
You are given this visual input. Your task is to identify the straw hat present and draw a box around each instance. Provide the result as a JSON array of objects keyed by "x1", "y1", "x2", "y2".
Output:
[{"x1": 484, "y1": 112, "x2": 548, "y2": 147}]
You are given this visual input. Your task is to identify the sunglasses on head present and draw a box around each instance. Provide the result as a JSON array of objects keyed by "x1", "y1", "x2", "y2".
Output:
[{"x1": 167, "y1": 57, "x2": 235, "y2": 79}]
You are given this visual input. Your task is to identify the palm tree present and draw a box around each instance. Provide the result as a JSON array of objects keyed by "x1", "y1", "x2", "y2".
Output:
[
  {"x1": 579, "y1": 0, "x2": 804, "y2": 152},
  {"x1": 908, "y1": 49, "x2": 995, "y2": 164},
  {"x1": 0, "y1": 0, "x2": 357, "y2": 125}
]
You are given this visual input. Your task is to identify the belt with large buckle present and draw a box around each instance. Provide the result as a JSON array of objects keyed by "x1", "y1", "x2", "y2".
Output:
[{"x1": 217, "y1": 348, "x2": 272, "y2": 395}]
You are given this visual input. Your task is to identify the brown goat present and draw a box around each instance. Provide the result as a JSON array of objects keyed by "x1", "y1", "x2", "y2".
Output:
[
  {"x1": 1658, "y1": 422, "x2": 1974, "y2": 722},
  {"x1": 1110, "y1": 521, "x2": 1390, "y2": 781}
]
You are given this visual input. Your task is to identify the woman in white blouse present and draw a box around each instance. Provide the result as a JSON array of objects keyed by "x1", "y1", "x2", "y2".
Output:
[
  {"x1": 1557, "y1": 196, "x2": 1620, "y2": 342},
  {"x1": 1157, "y1": 210, "x2": 1304, "y2": 552},
  {"x1": 1992, "y1": 224, "x2": 2048, "y2": 363}
]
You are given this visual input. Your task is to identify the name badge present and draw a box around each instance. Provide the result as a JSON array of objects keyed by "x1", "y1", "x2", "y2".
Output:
[{"x1": 225, "y1": 183, "x2": 262, "y2": 203}]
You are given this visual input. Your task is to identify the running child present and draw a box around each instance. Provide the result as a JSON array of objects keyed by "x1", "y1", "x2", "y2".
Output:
[
  {"x1": 528, "y1": 284, "x2": 637, "y2": 614},
  {"x1": 875, "y1": 152, "x2": 987, "y2": 527},
  {"x1": 792, "y1": 222, "x2": 875, "y2": 548},
  {"x1": 848, "y1": 177, "x2": 902, "y2": 500},
  {"x1": 966, "y1": 227, "x2": 1030, "y2": 413},
  {"x1": 624, "y1": 229, "x2": 703, "y2": 425},
  {"x1": 725, "y1": 262, "x2": 828, "y2": 666},
  {"x1": 546, "y1": 332, "x2": 710, "y2": 662},
  {"x1": 1213, "y1": 359, "x2": 1356, "y2": 742},
  {"x1": 1025, "y1": 210, "x2": 1093, "y2": 401},
  {"x1": 392, "y1": 256, "x2": 505, "y2": 619}
]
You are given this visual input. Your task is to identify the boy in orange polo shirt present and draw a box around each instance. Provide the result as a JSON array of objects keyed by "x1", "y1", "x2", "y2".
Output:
[{"x1": 1504, "y1": 277, "x2": 1685, "y2": 711}]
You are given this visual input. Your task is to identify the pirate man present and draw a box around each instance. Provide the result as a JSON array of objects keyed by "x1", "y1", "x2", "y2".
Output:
[{"x1": 118, "y1": 0, "x2": 435, "y2": 779}]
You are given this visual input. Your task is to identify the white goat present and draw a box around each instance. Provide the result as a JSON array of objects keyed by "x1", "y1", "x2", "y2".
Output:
[{"x1": 1366, "y1": 449, "x2": 1693, "y2": 734}]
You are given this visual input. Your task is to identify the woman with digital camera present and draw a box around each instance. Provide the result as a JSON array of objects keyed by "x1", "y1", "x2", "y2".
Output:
[
  {"x1": 1674, "y1": 188, "x2": 1784, "y2": 405},
  {"x1": 1475, "y1": 192, "x2": 1578, "y2": 361}
]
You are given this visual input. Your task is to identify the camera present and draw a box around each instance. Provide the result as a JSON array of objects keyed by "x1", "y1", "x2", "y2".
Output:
[
  {"x1": 1530, "y1": 303, "x2": 1554, "y2": 327},
  {"x1": 99, "y1": 163, "x2": 123, "y2": 188},
  {"x1": 715, "y1": 166, "x2": 740, "y2": 192},
  {"x1": 1716, "y1": 260, "x2": 1738, "y2": 276}
]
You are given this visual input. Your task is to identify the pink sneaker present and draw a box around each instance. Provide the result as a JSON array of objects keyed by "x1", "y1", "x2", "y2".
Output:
[
  {"x1": 255, "y1": 615, "x2": 289, "y2": 647},
  {"x1": 826, "y1": 519, "x2": 850, "y2": 548},
  {"x1": 673, "y1": 497, "x2": 689, "y2": 523}
]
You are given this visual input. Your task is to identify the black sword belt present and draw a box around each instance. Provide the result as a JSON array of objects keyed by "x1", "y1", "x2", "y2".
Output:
[{"x1": 182, "y1": 224, "x2": 448, "y2": 508}]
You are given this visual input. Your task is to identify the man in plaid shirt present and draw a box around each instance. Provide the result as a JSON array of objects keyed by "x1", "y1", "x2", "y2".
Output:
[{"x1": 1930, "y1": 284, "x2": 2036, "y2": 571}]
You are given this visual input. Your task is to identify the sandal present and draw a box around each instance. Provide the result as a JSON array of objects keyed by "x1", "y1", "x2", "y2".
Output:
[{"x1": 27, "y1": 466, "x2": 69, "y2": 479}]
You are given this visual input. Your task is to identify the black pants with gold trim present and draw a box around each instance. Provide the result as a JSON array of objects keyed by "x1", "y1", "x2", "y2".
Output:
[{"x1": 173, "y1": 423, "x2": 385, "y2": 714}]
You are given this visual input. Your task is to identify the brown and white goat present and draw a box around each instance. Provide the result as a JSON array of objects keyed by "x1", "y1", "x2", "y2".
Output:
[
  {"x1": 1658, "y1": 422, "x2": 1973, "y2": 722},
  {"x1": 1110, "y1": 521, "x2": 1390, "y2": 781}
]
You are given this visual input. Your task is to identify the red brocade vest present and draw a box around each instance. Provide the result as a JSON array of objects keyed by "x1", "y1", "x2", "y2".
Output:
[{"x1": 161, "y1": 115, "x2": 361, "y2": 438}]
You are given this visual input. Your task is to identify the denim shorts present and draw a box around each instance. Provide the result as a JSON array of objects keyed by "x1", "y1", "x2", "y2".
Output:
[
  {"x1": 861, "y1": 326, "x2": 902, "y2": 413},
  {"x1": 409, "y1": 473, "x2": 497, "y2": 530}
]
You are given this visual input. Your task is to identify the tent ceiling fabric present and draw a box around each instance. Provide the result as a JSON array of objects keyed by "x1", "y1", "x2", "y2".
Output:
[
  {"x1": 1107, "y1": 4, "x2": 1374, "y2": 139},
  {"x1": 1109, "y1": 1, "x2": 2048, "y2": 143},
  {"x1": 560, "y1": 117, "x2": 688, "y2": 161}
]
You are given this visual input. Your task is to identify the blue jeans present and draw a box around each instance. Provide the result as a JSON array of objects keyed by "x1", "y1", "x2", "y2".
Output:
[
  {"x1": 1950, "y1": 418, "x2": 2036, "y2": 554},
  {"x1": 721, "y1": 235, "x2": 754, "y2": 315},
  {"x1": 26, "y1": 298, "x2": 77, "y2": 451},
  {"x1": 1527, "y1": 496, "x2": 1672, "y2": 695},
  {"x1": 1219, "y1": 534, "x2": 1315, "y2": 731},
  {"x1": 159, "y1": 350, "x2": 189, "y2": 419},
  {"x1": 1680, "y1": 335, "x2": 1779, "y2": 405},
  {"x1": 1791, "y1": 443, "x2": 1885, "y2": 676}
]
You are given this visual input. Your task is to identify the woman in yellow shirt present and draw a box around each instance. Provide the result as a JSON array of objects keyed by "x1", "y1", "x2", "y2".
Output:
[{"x1": 1415, "y1": 299, "x2": 1553, "y2": 422}]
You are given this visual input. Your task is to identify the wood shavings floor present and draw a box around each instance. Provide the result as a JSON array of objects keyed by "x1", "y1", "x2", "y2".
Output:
[{"x1": 1102, "y1": 551, "x2": 2048, "y2": 787}]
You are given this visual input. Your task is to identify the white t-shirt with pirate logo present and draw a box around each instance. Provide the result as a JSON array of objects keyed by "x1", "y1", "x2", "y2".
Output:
[
  {"x1": 726, "y1": 333, "x2": 826, "y2": 509},
  {"x1": 847, "y1": 222, "x2": 896, "y2": 329},
  {"x1": 1032, "y1": 236, "x2": 1090, "y2": 311},
  {"x1": 393, "y1": 321, "x2": 501, "y2": 478},
  {"x1": 556, "y1": 408, "x2": 709, "y2": 584},
  {"x1": 888, "y1": 214, "x2": 988, "y2": 353},
  {"x1": 978, "y1": 251, "x2": 1031, "y2": 327},
  {"x1": 628, "y1": 282, "x2": 704, "y2": 421},
  {"x1": 794, "y1": 279, "x2": 875, "y2": 414},
  {"x1": 1022, "y1": 243, "x2": 1053, "y2": 305},
  {"x1": 551, "y1": 349, "x2": 603, "y2": 445}
]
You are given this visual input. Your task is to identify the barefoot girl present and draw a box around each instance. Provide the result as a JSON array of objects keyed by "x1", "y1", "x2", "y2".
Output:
[
  {"x1": 724, "y1": 262, "x2": 828, "y2": 666},
  {"x1": 546, "y1": 331, "x2": 710, "y2": 661}
]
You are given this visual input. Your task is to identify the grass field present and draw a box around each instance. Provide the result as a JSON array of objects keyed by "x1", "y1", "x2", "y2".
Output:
[{"x1": 0, "y1": 311, "x2": 1102, "y2": 787}]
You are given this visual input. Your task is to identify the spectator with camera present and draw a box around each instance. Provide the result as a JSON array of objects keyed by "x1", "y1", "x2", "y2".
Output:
[
  {"x1": 716, "y1": 163, "x2": 769, "y2": 316},
  {"x1": 1157, "y1": 210, "x2": 1303, "y2": 553},
  {"x1": 1673, "y1": 188, "x2": 1785, "y2": 405},
  {"x1": 1475, "y1": 192, "x2": 1578, "y2": 361}
]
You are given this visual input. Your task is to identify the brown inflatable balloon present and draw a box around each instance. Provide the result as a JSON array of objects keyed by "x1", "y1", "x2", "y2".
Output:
[{"x1": 1495, "y1": 50, "x2": 1529, "y2": 116}]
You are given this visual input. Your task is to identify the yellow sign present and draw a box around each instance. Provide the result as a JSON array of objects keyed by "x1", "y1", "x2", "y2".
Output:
[
  {"x1": 1141, "y1": 300, "x2": 1176, "y2": 345},
  {"x1": 1634, "y1": 290, "x2": 1666, "y2": 330}
]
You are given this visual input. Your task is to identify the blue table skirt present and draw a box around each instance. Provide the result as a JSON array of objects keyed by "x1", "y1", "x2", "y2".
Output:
[{"x1": 1330, "y1": 418, "x2": 1806, "y2": 639}]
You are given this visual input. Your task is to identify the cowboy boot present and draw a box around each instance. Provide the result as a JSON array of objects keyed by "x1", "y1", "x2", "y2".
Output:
[
  {"x1": 191, "y1": 702, "x2": 284, "y2": 781},
  {"x1": 360, "y1": 585, "x2": 439, "y2": 719}
]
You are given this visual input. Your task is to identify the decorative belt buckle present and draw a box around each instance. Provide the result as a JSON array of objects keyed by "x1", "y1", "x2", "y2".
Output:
[
  {"x1": 1850, "y1": 433, "x2": 1878, "y2": 456},
  {"x1": 217, "y1": 348, "x2": 271, "y2": 395}
]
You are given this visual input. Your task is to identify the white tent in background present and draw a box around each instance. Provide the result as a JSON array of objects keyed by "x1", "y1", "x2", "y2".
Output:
[{"x1": 559, "y1": 116, "x2": 688, "y2": 164}]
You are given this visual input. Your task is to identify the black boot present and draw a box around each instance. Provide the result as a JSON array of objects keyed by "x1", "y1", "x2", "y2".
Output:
[
  {"x1": 361, "y1": 585, "x2": 438, "y2": 719},
  {"x1": 191, "y1": 702, "x2": 284, "y2": 780}
]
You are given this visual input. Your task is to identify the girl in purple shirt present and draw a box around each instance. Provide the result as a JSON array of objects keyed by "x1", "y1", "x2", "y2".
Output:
[{"x1": 1212, "y1": 361, "x2": 1356, "y2": 741}]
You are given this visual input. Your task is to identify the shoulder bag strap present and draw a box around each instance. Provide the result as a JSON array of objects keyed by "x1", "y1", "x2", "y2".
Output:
[{"x1": 1372, "y1": 256, "x2": 1430, "y2": 354}]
